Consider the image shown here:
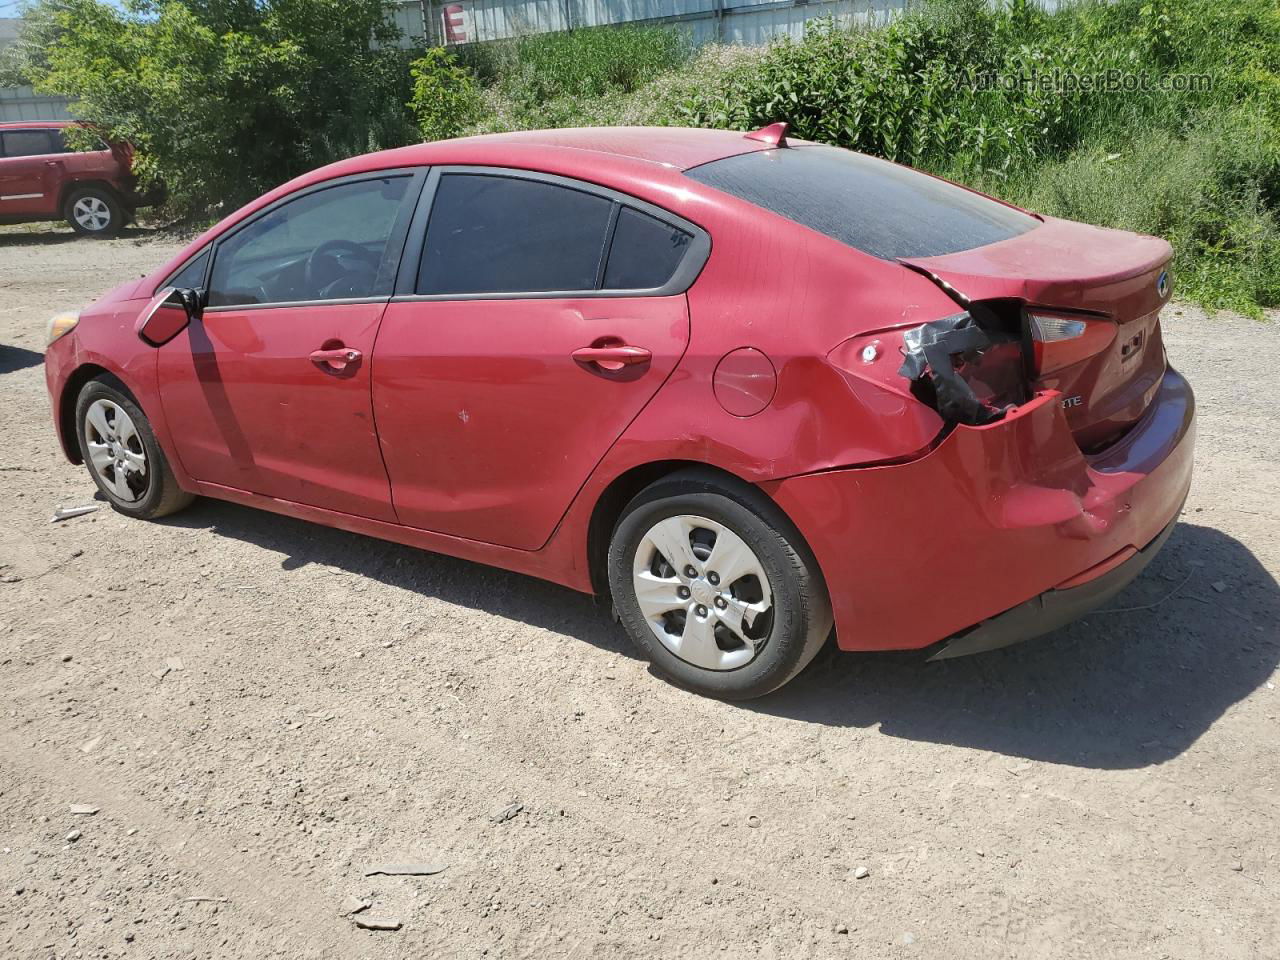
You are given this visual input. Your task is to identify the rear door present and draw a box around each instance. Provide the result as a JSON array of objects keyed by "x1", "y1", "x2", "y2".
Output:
[
  {"x1": 372, "y1": 168, "x2": 706, "y2": 551},
  {"x1": 155, "y1": 171, "x2": 421, "y2": 520},
  {"x1": 0, "y1": 128, "x2": 61, "y2": 217}
]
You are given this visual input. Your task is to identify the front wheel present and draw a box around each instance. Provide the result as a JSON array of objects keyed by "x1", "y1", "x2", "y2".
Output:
[
  {"x1": 75, "y1": 377, "x2": 194, "y2": 519},
  {"x1": 608, "y1": 470, "x2": 832, "y2": 700}
]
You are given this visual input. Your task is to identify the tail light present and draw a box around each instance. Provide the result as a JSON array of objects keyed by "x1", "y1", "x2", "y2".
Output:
[
  {"x1": 896, "y1": 305, "x2": 1029, "y2": 425},
  {"x1": 1027, "y1": 310, "x2": 1116, "y2": 375}
]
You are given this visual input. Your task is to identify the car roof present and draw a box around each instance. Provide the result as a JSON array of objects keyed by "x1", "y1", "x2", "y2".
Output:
[
  {"x1": 318, "y1": 126, "x2": 775, "y2": 182},
  {"x1": 428, "y1": 127, "x2": 773, "y2": 169},
  {"x1": 0, "y1": 120, "x2": 74, "y2": 130}
]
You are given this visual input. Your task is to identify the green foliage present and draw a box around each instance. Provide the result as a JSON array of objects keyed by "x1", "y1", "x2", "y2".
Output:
[
  {"x1": 29, "y1": 0, "x2": 418, "y2": 216},
  {"x1": 458, "y1": 24, "x2": 693, "y2": 128},
  {"x1": 408, "y1": 47, "x2": 482, "y2": 141}
]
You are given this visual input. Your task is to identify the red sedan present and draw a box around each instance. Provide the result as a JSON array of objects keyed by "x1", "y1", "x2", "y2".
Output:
[{"x1": 43, "y1": 125, "x2": 1195, "y2": 699}]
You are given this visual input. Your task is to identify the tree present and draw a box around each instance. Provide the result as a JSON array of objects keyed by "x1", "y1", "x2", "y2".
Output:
[{"x1": 29, "y1": 0, "x2": 419, "y2": 215}]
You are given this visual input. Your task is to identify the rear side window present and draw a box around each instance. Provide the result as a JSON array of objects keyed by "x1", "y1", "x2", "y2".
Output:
[
  {"x1": 685, "y1": 145, "x2": 1038, "y2": 260},
  {"x1": 2, "y1": 130, "x2": 55, "y2": 157},
  {"x1": 604, "y1": 208, "x2": 692, "y2": 290},
  {"x1": 418, "y1": 174, "x2": 613, "y2": 295}
]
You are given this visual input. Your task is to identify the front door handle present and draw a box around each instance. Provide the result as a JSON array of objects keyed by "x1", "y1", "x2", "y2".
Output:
[
  {"x1": 572, "y1": 344, "x2": 652, "y2": 372},
  {"x1": 310, "y1": 346, "x2": 362, "y2": 372}
]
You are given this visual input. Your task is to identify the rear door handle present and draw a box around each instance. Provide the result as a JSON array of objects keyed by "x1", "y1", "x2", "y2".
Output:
[
  {"x1": 571, "y1": 344, "x2": 652, "y2": 371},
  {"x1": 310, "y1": 346, "x2": 362, "y2": 372}
]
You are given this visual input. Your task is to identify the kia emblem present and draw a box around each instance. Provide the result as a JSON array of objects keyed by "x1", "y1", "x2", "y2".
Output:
[{"x1": 1156, "y1": 270, "x2": 1170, "y2": 298}]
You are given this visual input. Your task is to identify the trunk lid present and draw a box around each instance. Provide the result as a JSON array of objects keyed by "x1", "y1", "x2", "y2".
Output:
[{"x1": 902, "y1": 216, "x2": 1173, "y2": 450}]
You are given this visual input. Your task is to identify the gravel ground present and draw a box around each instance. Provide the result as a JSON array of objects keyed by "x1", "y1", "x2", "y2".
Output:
[{"x1": 1, "y1": 226, "x2": 1277, "y2": 960}]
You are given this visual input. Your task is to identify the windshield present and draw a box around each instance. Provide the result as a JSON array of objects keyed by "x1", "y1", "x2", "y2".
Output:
[{"x1": 685, "y1": 145, "x2": 1039, "y2": 260}]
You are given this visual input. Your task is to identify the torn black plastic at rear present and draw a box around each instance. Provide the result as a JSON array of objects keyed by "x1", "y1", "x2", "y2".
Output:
[{"x1": 897, "y1": 309, "x2": 1026, "y2": 426}]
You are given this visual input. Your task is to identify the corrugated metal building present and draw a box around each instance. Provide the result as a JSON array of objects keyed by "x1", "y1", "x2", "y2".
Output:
[
  {"x1": 395, "y1": 0, "x2": 909, "y2": 48},
  {"x1": 0, "y1": 17, "x2": 73, "y2": 121}
]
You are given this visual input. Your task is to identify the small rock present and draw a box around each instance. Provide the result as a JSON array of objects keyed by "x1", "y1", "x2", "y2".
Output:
[
  {"x1": 152, "y1": 666, "x2": 171, "y2": 681},
  {"x1": 1211, "y1": 581, "x2": 1227, "y2": 593},
  {"x1": 65, "y1": 829, "x2": 81, "y2": 842},
  {"x1": 835, "y1": 922, "x2": 849, "y2": 935},
  {"x1": 1230, "y1": 861, "x2": 1244, "y2": 872},
  {"x1": 69, "y1": 804, "x2": 99, "y2": 815},
  {"x1": 124, "y1": 932, "x2": 134, "y2": 942},
  {"x1": 746, "y1": 815, "x2": 761, "y2": 829},
  {"x1": 61, "y1": 654, "x2": 72, "y2": 663},
  {"x1": 166, "y1": 657, "x2": 184, "y2": 671},
  {"x1": 353, "y1": 915, "x2": 402, "y2": 931},
  {"x1": 80, "y1": 736, "x2": 102, "y2": 754},
  {"x1": 903, "y1": 932, "x2": 916, "y2": 945},
  {"x1": 490, "y1": 802, "x2": 523, "y2": 823},
  {"x1": 853, "y1": 865, "x2": 870, "y2": 880},
  {"x1": 340, "y1": 896, "x2": 371, "y2": 917}
]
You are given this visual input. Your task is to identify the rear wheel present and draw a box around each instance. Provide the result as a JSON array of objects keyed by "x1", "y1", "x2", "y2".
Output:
[
  {"x1": 75, "y1": 378, "x2": 193, "y2": 519},
  {"x1": 64, "y1": 186, "x2": 124, "y2": 237},
  {"x1": 608, "y1": 470, "x2": 832, "y2": 700}
]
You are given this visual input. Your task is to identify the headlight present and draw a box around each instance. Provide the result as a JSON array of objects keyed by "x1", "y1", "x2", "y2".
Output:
[{"x1": 46, "y1": 310, "x2": 79, "y2": 345}]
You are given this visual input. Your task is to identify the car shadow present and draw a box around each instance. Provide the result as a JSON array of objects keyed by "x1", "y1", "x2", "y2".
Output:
[
  {"x1": 753, "y1": 521, "x2": 1279, "y2": 769},
  {"x1": 169, "y1": 502, "x2": 1277, "y2": 770},
  {"x1": 0, "y1": 225, "x2": 158, "y2": 247},
  {"x1": 165, "y1": 497, "x2": 637, "y2": 660},
  {"x1": 0, "y1": 344, "x2": 44, "y2": 374}
]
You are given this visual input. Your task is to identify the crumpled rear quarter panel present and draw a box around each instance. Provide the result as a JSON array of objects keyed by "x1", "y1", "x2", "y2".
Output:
[{"x1": 762, "y1": 370, "x2": 1195, "y2": 651}]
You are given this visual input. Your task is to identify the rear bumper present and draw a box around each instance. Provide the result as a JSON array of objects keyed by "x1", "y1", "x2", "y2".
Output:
[
  {"x1": 763, "y1": 367, "x2": 1195, "y2": 652},
  {"x1": 926, "y1": 509, "x2": 1179, "y2": 659}
]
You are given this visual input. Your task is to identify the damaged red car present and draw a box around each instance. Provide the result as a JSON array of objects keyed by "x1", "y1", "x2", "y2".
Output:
[{"x1": 43, "y1": 124, "x2": 1194, "y2": 699}]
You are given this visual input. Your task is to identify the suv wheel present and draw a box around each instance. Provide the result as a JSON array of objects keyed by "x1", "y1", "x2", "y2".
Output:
[
  {"x1": 608, "y1": 469, "x2": 832, "y2": 700},
  {"x1": 65, "y1": 186, "x2": 124, "y2": 237}
]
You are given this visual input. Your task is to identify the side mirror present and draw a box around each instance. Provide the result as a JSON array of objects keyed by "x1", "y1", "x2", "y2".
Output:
[{"x1": 136, "y1": 286, "x2": 200, "y2": 347}]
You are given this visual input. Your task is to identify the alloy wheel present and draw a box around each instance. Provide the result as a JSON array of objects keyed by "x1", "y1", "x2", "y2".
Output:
[
  {"x1": 72, "y1": 196, "x2": 112, "y2": 232},
  {"x1": 84, "y1": 398, "x2": 147, "y2": 502},
  {"x1": 631, "y1": 514, "x2": 774, "y2": 671}
]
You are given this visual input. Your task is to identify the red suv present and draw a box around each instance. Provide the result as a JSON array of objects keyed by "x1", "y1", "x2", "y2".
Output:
[{"x1": 0, "y1": 120, "x2": 157, "y2": 236}]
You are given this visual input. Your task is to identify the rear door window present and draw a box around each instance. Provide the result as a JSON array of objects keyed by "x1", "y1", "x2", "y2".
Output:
[
  {"x1": 1, "y1": 130, "x2": 56, "y2": 158},
  {"x1": 603, "y1": 207, "x2": 693, "y2": 290},
  {"x1": 417, "y1": 174, "x2": 613, "y2": 295},
  {"x1": 685, "y1": 145, "x2": 1038, "y2": 260}
]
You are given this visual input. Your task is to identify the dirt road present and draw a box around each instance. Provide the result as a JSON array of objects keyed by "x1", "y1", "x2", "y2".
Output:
[{"x1": 1, "y1": 226, "x2": 1277, "y2": 960}]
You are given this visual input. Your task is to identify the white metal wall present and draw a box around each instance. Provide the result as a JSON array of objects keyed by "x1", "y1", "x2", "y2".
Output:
[
  {"x1": 0, "y1": 85, "x2": 73, "y2": 122},
  {"x1": 399, "y1": 0, "x2": 911, "y2": 47}
]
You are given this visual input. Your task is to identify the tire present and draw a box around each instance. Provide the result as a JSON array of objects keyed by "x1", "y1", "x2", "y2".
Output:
[
  {"x1": 64, "y1": 186, "x2": 124, "y2": 237},
  {"x1": 608, "y1": 469, "x2": 833, "y2": 700},
  {"x1": 75, "y1": 377, "x2": 194, "y2": 520}
]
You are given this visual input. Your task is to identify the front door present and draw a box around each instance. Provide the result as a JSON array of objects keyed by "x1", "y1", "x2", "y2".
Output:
[
  {"x1": 156, "y1": 172, "x2": 419, "y2": 521},
  {"x1": 373, "y1": 170, "x2": 701, "y2": 551}
]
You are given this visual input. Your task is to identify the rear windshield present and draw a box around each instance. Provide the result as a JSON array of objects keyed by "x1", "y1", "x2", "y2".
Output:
[{"x1": 685, "y1": 145, "x2": 1039, "y2": 260}]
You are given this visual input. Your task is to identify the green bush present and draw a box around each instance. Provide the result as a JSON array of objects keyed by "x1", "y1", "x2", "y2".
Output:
[
  {"x1": 458, "y1": 24, "x2": 693, "y2": 128},
  {"x1": 408, "y1": 47, "x2": 483, "y2": 141},
  {"x1": 29, "y1": 0, "x2": 419, "y2": 216}
]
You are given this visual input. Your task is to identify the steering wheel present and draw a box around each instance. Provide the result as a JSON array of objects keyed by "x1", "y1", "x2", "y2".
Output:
[{"x1": 304, "y1": 239, "x2": 380, "y2": 299}]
